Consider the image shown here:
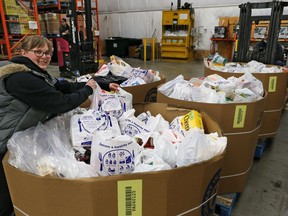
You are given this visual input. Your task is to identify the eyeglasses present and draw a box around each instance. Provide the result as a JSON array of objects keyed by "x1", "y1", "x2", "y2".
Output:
[{"x1": 29, "y1": 50, "x2": 53, "y2": 57}]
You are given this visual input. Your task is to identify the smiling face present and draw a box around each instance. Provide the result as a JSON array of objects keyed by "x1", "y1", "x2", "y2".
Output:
[
  {"x1": 21, "y1": 45, "x2": 52, "y2": 70},
  {"x1": 20, "y1": 35, "x2": 53, "y2": 70}
]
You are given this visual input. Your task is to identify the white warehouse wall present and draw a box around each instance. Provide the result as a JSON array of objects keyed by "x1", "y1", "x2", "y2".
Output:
[{"x1": 97, "y1": 0, "x2": 288, "y2": 51}]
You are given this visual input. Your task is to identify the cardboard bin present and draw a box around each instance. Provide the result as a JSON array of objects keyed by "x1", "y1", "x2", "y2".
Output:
[
  {"x1": 123, "y1": 75, "x2": 166, "y2": 103},
  {"x1": 80, "y1": 75, "x2": 166, "y2": 108},
  {"x1": 4, "y1": 103, "x2": 225, "y2": 216},
  {"x1": 157, "y1": 89, "x2": 267, "y2": 194},
  {"x1": 204, "y1": 64, "x2": 288, "y2": 139}
]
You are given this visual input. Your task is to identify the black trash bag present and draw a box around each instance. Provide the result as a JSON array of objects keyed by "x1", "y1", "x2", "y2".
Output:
[{"x1": 92, "y1": 72, "x2": 128, "y2": 91}]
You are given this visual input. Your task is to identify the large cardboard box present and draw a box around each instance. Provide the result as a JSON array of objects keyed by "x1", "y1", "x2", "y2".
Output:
[
  {"x1": 3, "y1": 3, "x2": 19, "y2": 15},
  {"x1": 204, "y1": 65, "x2": 288, "y2": 138},
  {"x1": 4, "y1": 103, "x2": 225, "y2": 216},
  {"x1": 80, "y1": 75, "x2": 166, "y2": 108},
  {"x1": 45, "y1": 13, "x2": 60, "y2": 35},
  {"x1": 123, "y1": 75, "x2": 166, "y2": 103},
  {"x1": 157, "y1": 90, "x2": 267, "y2": 194},
  {"x1": 128, "y1": 45, "x2": 140, "y2": 58},
  {"x1": 218, "y1": 17, "x2": 239, "y2": 39}
]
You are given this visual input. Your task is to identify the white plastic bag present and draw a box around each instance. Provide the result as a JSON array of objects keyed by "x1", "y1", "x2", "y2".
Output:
[
  {"x1": 90, "y1": 85, "x2": 133, "y2": 119},
  {"x1": 94, "y1": 64, "x2": 110, "y2": 76},
  {"x1": 70, "y1": 110, "x2": 121, "y2": 147},
  {"x1": 176, "y1": 128, "x2": 212, "y2": 167},
  {"x1": 158, "y1": 75, "x2": 185, "y2": 96},
  {"x1": 133, "y1": 148, "x2": 171, "y2": 173},
  {"x1": 150, "y1": 132, "x2": 177, "y2": 168},
  {"x1": 118, "y1": 109, "x2": 151, "y2": 138},
  {"x1": 108, "y1": 55, "x2": 133, "y2": 77},
  {"x1": 90, "y1": 131, "x2": 140, "y2": 176},
  {"x1": 7, "y1": 116, "x2": 97, "y2": 178},
  {"x1": 120, "y1": 76, "x2": 146, "y2": 87},
  {"x1": 129, "y1": 68, "x2": 155, "y2": 83}
]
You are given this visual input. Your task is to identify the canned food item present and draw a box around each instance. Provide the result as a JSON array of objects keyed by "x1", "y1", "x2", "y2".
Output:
[{"x1": 212, "y1": 53, "x2": 227, "y2": 66}]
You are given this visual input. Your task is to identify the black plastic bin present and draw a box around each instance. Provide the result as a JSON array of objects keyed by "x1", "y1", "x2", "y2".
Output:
[{"x1": 105, "y1": 37, "x2": 142, "y2": 57}]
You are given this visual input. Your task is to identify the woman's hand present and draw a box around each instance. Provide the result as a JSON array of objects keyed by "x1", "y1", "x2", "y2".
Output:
[
  {"x1": 109, "y1": 83, "x2": 119, "y2": 91},
  {"x1": 86, "y1": 79, "x2": 98, "y2": 90}
]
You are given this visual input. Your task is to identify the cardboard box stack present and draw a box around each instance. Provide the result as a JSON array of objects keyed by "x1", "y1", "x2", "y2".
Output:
[
  {"x1": 218, "y1": 16, "x2": 239, "y2": 39},
  {"x1": 1, "y1": 0, "x2": 38, "y2": 35},
  {"x1": 1, "y1": 15, "x2": 20, "y2": 35},
  {"x1": 128, "y1": 46, "x2": 140, "y2": 58},
  {"x1": 157, "y1": 86, "x2": 267, "y2": 194},
  {"x1": 204, "y1": 65, "x2": 288, "y2": 139},
  {"x1": 3, "y1": 103, "x2": 226, "y2": 216}
]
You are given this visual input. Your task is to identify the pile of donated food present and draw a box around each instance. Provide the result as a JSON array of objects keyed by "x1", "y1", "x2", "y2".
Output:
[{"x1": 7, "y1": 57, "x2": 227, "y2": 179}]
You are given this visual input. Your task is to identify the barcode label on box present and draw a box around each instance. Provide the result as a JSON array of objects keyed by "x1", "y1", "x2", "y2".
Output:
[
  {"x1": 233, "y1": 105, "x2": 247, "y2": 128},
  {"x1": 118, "y1": 179, "x2": 142, "y2": 216},
  {"x1": 268, "y1": 76, "x2": 277, "y2": 92}
]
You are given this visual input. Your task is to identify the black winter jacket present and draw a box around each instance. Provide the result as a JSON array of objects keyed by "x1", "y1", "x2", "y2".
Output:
[
  {"x1": 0, "y1": 56, "x2": 93, "y2": 153},
  {"x1": 7, "y1": 56, "x2": 93, "y2": 114}
]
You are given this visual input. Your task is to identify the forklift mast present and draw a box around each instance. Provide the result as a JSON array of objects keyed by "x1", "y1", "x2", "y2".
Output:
[
  {"x1": 67, "y1": 0, "x2": 98, "y2": 76},
  {"x1": 236, "y1": 1, "x2": 288, "y2": 64}
]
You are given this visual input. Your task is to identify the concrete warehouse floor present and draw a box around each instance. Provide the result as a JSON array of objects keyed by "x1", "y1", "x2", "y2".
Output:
[{"x1": 48, "y1": 57, "x2": 288, "y2": 216}]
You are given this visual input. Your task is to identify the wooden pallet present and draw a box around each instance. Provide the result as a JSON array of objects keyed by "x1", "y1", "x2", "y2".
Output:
[
  {"x1": 214, "y1": 193, "x2": 238, "y2": 216},
  {"x1": 37, "y1": 1, "x2": 68, "y2": 6},
  {"x1": 44, "y1": 33, "x2": 60, "y2": 38},
  {"x1": 254, "y1": 138, "x2": 273, "y2": 159}
]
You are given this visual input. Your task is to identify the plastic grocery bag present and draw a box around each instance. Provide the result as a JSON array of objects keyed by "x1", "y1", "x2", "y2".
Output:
[
  {"x1": 90, "y1": 131, "x2": 140, "y2": 176},
  {"x1": 76, "y1": 74, "x2": 92, "y2": 82},
  {"x1": 118, "y1": 109, "x2": 151, "y2": 144},
  {"x1": 207, "y1": 132, "x2": 227, "y2": 157},
  {"x1": 108, "y1": 55, "x2": 133, "y2": 77},
  {"x1": 129, "y1": 68, "x2": 155, "y2": 83},
  {"x1": 169, "y1": 82, "x2": 194, "y2": 101},
  {"x1": 120, "y1": 76, "x2": 146, "y2": 87},
  {"x1": 90, "y1": 84, "x2": 133, "y2": 119},
  {"x1": 70, "y1": 109, "x2": 121, "y2": 147},
  {"x1": 176, "y1": 128, "x2": 213, "y2": 166},
  {"x1": 133, "y1": 148, "x2": 171, "y2": 173},
  {"x1": 158, "y1": 75, "x2": 186, "y2": 96},
  {"x1": 7, "y1": 116, "x2": 97, "y2": 178},
  {"x1": 191, "y1": 84, "x2": 220, "y2": 103},
  {"x1": 94, "y1": 64, "x2": 110, "y2": 76},
  {"x1": 233, "y1": 88, "x2": 260, "y2": 102},
  {"x1": 176, "y1": 128, "x2": 227, "y2": 167},
  {"x1": 149, "y1": 132, "x2": 177, "y2": 168}
]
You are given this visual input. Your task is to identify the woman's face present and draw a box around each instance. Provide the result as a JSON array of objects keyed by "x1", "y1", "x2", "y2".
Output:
[{"x1": 21, "y1": 44, "x2": 52, "y2": 70}]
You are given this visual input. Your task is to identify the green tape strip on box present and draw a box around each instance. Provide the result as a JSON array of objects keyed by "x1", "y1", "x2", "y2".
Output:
[
  {"x1": 233, "y1": 105, "x2": 247, "y2": 128},
  {"x1": 118, "y1": 179, "x2": 142, "y2": 216},
  {"x1": 268, "y1": 76, "x2": 277, "y2": 92}
]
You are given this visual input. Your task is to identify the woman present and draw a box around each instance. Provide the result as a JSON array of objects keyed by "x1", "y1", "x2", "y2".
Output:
[{"x1": 0, "y1": 35, "x2": 118, "y2": 216}]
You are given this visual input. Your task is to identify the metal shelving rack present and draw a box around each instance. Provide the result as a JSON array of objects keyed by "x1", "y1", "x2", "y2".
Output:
[
  {"x1": 0, "y1": 0, "x2": 40, "y2": 59},
  {"x1": 36, "y1": 0, "x2": 100, "y2": 63}
]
